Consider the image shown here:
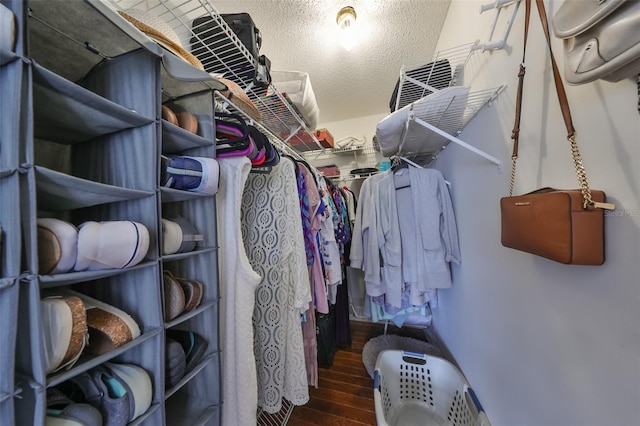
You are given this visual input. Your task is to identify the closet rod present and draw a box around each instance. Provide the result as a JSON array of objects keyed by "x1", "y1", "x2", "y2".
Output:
[{"x1": 407, "y1": 112, "x2": 502, "y2": 170}]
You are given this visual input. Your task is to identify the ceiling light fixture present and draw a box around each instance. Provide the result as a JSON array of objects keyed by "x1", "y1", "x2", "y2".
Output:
[{"x1": 336, "y1": 6, "x2": 358, "y2": 51}]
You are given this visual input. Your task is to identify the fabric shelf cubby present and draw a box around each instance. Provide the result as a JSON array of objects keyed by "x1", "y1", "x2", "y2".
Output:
[
  {"x1": 10, "y1": 0, "x2": 223, "y2": 424},
  {"x1": 159, "y1": 82, "x2": 221, "y2": 424},
  {"x1": 1, "y1": 0, "x2": 27, "y2": 423}
]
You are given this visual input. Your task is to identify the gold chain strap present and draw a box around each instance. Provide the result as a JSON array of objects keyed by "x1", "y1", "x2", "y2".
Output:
[
  {"x1": 508, "y1": 156, "x2": 517, "y2": 197},
  {"x1": 568, "y1": 133, "x2": 593, "y2": 208}
]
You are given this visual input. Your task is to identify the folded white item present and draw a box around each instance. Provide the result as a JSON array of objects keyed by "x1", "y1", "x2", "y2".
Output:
[
  {"x1": 74, "y1": 221, "x2": 150, "y2": 271},
  {"x1": 104, "y1": 362, "x2": 153, "y2": 421},
  {"x1": 37, "y1": 218, "x2": 79, "y2": 274},
  {"x1": 375, "y1": 86, "x2": 470, "y2": 157},
  {"x1": 271, "y1": 70, "x2": 320, "y2": 130}
]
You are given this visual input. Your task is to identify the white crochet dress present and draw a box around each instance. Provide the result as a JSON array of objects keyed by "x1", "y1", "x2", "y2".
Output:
[{"x1": 241, "y1": 157, "x2": 311, "y2": 413}]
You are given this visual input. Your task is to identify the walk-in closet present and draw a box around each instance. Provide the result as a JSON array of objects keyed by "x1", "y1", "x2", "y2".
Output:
[{"x1": 1, "y1": 0, "x2": 639, "y2": 425}]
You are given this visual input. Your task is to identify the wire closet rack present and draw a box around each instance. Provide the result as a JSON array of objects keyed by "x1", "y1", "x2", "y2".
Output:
[
  {"x1": 111, "y1": 0, "x2": 323, "y2": 155},
  {"x1": 391, "y1": 42, "x2": 504, "y2": 168}
]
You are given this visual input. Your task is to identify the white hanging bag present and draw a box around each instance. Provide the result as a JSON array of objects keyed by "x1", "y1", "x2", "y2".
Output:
[{"x1": 552, "y1": 0, "x2": 640, "y2": 84}]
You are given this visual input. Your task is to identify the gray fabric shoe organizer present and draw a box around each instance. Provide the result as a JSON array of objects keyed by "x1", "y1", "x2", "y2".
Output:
[{"x1": 4, "y1": 0, "x2": 223, "y2": 424}]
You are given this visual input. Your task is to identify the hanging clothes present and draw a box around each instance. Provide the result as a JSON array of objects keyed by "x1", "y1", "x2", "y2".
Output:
[
  {"x1": 350, "y1": 166, "x2": 460, "y2": 324},
  {"x1": 340, "y1": 186, "x2": 357, "y2": 228},
  {"x1": 295, "y1": 161, "x2": 319, "y2": 388},
  {"x1": 298, "y1": 162, "x2": 329, "y2": 314},
  {"x1": 241, "y1": 157, "x2": 311, "y2": 413},
  {"x1": 350, "y1": 172, "x2": 388, "y2": 297},
  {"x1": 317, "y1": 175, "x2": 342, "y2": 304},
  {"x1": 217, "y1": 157, "x2": 262, "y2": 426}
]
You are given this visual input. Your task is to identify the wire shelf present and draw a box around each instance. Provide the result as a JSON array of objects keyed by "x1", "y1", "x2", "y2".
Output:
[
  {"x1": 301, "y1": 144, "x2": 377, "y2": 158},
  {"x1": 256, "y1": 399, "x2": 294, "y2": 426},
  {"x1": 398, "y1": 86, "x2": 503, "y2": 164},
  {"x1": 109, "y1": 0, "x2": 322, "y2": 153}
]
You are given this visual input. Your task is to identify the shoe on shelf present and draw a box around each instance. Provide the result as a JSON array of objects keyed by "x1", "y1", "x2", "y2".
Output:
[
  {"x1": 163, "y1": 270, "x2": 186, "y2": 322},
  {"x1": 163, "y1": 270, "x2": 204, "y2": 318},
  {"x1": 177, "y1": 277, "x2": 204, "y2": 314},
  {"x1": 66, "y1": 368, "x2": 129, "y2": 426},
  {"x1": 165, "y1": 337, "x2": 186, "y2": 389},
  {"x1": 161, "y1": 105, "x2": 179, "y2": 126},
  {"x1": 103, "y1": 363, "x2": 153, "y2": 422},
  {"x1": 175, "y1": 111, "x2": 198, "y2": 134},
  {"x1": 166, "y1": 329, "x2": 208, "y2": 372},
  {"x1": 37, "y1": 218, "x2": 78, "y2": 275},
  {"x1": 161, "y1": 216, "x2": 203, "y2": 255},
  {"x1": 74, "y1": 221, "x2": 150, "y2": 271},
  {"x1": 41, "y1": 295, "x2": 88, "y2": 374},
  {"x1": 57, "y1": 290, "x2": 141, "y2": 356},
  {"x1": 64, "y1": 362, "x2": 152, "y2": 426},
  {"x1": 46, "y1": 387, "x2": 102, "y2": 426},
  {"x1": 161, "y1": 105, "x2": 199, "y2": 134},
  {"x1": 161, "y1": 155, "x2": 219, "y2": 195}
]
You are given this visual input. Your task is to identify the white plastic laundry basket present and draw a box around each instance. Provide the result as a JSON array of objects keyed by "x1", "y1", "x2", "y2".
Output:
[{"x1": 373, "y1": 350, "x2": 490, "y2": 426}]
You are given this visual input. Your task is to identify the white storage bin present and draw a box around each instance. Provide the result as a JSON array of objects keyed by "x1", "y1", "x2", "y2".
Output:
[{"x1": 271, "y1": 70, "x2": 320, "y2": 130}]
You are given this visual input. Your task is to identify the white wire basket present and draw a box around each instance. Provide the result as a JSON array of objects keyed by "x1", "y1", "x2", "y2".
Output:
[{"x1": 374, "y1": 350, "x2": 491, "y2": 426}]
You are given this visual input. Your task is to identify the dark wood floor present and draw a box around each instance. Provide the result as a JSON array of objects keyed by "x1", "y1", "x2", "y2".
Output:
[{"x1": 288, "y1": 320, "x2": 430, "y2": 426}]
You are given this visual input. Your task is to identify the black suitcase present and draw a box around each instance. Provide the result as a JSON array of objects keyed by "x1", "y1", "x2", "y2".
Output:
[
  {"x1": 191, "y1": 14, "x2": 270, "y2": 88},
  {"x1": 221, "y1": 13, "x2": 262, "y2": 59}
]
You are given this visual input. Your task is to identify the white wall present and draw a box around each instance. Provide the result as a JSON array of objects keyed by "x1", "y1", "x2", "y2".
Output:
[{"x1": 427, "y1": 1, "x2": 640, "y2": 425}]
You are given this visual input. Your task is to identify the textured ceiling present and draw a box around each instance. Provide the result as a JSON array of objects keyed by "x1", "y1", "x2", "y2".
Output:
[{"x1": 212, "y1": 0, "x2": 452, "y2": 125}]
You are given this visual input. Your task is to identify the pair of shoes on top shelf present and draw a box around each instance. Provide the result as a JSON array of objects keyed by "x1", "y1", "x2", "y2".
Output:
[
  {"x1": 165, "y1": 330, "x2": 208, "y2": 389},
  {"x1": 163, "y1": 270, "x2": 204, "y2": 322},
  {"x1": 162, "y1": 105, "x2": 198, "y2": 135},
  {"x1": 42, "y1": 291, "x2": 141, "y2": 374},
  {"x1": 47, "y1": 361, "x2": 152, "y2": 426},
  {"x1": 37, "y1": 219, "x2": 150, "y2": 275}
]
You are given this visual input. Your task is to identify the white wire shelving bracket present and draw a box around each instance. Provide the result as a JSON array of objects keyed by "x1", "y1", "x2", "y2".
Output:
[
  {"x1": 392, "y1": 42, "x2": 504, "y2": 170},
  {"x1": 471, "y1": 0, "x2": 522, "y2": 52}
]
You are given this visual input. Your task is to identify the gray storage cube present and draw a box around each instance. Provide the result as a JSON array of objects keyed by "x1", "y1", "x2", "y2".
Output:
[{"x1": 9, "y1": 2, "x2": 224, "y2": 425}]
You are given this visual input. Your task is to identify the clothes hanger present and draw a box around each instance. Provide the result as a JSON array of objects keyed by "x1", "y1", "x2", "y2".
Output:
[
  {"x1": 391, "y1": 156, "x2": 409, "y2": 171},
  {"x1": 393, "y1": 155, "x2": 452, "y2": 188}
]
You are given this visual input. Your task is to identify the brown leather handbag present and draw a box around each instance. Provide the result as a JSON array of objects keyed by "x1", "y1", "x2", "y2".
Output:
[{"x1": 500, "y1": 0, "x2": 615, "y2": 265}]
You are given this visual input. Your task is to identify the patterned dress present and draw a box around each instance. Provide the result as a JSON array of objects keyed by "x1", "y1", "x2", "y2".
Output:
[{"x1": 241, "y1": 157, "x2": 311, "y2": 413}]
